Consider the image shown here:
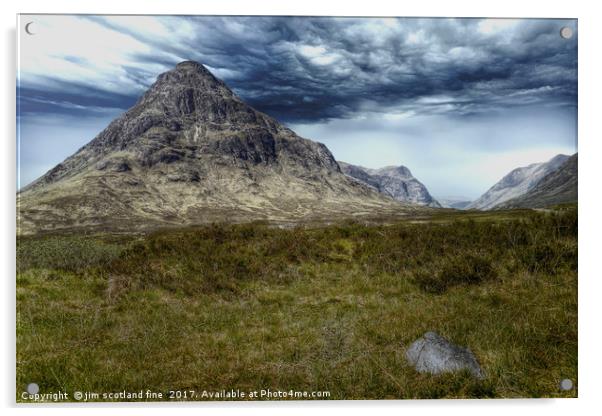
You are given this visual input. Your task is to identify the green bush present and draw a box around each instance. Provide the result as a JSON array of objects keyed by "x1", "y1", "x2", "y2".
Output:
[
  {"x1": 414, "y1": 253, "x2": 497, "y2": 294},
  {"x1": 17, "y1": 236, "x2": 123, "y2": 273},
  {"x1": 517, "y1": 240, "x2": 577, "y2": 275}
]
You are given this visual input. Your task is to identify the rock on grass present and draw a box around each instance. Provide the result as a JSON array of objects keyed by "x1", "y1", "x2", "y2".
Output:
[{"x1": 406, "y1": 331, "x2": 484, "y2": 379}]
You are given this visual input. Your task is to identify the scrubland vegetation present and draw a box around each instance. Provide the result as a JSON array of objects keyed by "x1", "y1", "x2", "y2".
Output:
[{"x1": 17, "y1": 206, "x2": 577, "y2": 400}]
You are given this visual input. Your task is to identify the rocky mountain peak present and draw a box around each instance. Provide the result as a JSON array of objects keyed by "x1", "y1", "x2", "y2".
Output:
[
  {"x1": 57, "y1": 60, "x2": 289, "y2": 173},
  {"x1": 145, "y1": 61, "x2": 229, "y2": 96},
  {"x1": 339, "y1": 162, "x2": 440, "y2": 207},
  {"x1": 373, "y1": 165, "x2": 413, "y2": 178},
  {"x1": 176, "y1": 60, "x2": 213, "y2": 72},
  {"x1": 134, "y1": 60, "x2": 243, "y2": 117}
]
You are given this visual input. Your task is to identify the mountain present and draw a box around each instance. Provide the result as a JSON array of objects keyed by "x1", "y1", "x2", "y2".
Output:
[
  {"x1": 465, "y1": 154, "x2": 570, "y2": 210},
  {"x1": 18, "y1": 61, "x2": 413, "y2": 234},
  {"x1": 338, "y1": 162, "x2": 441, "y2": 207},
  {"x1": 496, "y1": 153, "x2": 577, "y2": 209},
  {"x1": 436, "y1": 196, "x2": 472, "y2": 210}
]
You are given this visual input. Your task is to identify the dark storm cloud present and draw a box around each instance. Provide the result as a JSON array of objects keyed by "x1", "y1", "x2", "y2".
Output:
[
  {"x1": 18, "y1": 16, "x2": 577, "y2": 123},
  {"x1": 18, "y1": 84, "x2": 137, "y2": 117}
]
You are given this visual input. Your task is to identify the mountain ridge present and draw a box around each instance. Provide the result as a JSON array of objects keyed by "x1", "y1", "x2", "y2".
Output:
[
  {"x1": 466, "y1": 154, "x2": 571, "y2": 210},
  {"x1": 496, "y1": 153, "x2": 577, "y2": 209},
  {"x1": 338, "y1": 162, "x2": 441, "y2": 207}
]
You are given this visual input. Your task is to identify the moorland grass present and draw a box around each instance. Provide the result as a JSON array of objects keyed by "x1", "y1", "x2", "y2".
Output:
[{"x1": 16, "y1": 207, "x2": 577, "y2": 400}]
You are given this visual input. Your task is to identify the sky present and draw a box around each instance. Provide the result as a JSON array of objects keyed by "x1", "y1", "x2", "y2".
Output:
[{"x1": 17, "y1": 15, "x2": 577, "y2": 199}]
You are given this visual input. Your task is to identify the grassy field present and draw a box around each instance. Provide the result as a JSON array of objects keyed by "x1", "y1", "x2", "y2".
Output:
[{"x1": 16, "y1": 207, "x2": 578, "y2": 401}]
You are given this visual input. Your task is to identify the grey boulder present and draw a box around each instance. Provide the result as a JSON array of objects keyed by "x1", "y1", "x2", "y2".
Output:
[{"x1": 405, "y1": 331, "x2": 484, "y2": 378}]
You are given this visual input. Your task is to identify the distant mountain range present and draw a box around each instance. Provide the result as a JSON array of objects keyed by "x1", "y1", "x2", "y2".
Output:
[
  {"x1": 339, "y1": 153, "x2": 579, "y2": 212},
  {"x1": 467, "y1": 154, "x2": 577, "y2": 210},
  {"x1": 338, "y1": 162, "x2": 441, "y2": 207},
  {"x1": 436, "y1": 196, "x2": 473, "y2": 210}
]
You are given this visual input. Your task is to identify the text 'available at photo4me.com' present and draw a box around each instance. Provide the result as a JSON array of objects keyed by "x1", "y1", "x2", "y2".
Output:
[{"x1": 20, "y1": 387, "x2": 332, "y2": 402}]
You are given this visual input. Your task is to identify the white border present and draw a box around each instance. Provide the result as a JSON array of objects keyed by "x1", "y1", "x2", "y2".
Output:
[{"x1": 3, "y1": 1, "x2": 601, "y2": 415}]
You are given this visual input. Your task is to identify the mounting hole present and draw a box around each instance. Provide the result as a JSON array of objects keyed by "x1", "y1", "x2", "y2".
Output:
[
  {"x1": 26, "y1": 383, "x2": 39, "y2": 394},
  {"x1": 560, "y1": 27, "x2": 573, "y2": 39},
  {"x1": 559, "y1": 378, "x2": 573, "y2": 391},
  {"x1": 25, "y1": 22, "x2": 35, "y2": 35}
]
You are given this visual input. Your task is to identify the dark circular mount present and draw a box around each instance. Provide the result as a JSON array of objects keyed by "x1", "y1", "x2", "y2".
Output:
[
  {"x1": 560, "y1": 26, "x2": 573, "y2": 40},
  {"x1": 25, "y1": 22, "x2": 35, "y2": 35}
]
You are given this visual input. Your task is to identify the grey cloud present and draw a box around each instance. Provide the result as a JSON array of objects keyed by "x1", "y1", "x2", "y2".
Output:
[{"x1": 19, "y1": 16, "x2": 577, "y2": 123}]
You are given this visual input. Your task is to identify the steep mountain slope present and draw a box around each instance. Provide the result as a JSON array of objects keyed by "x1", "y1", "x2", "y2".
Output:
[
  {"x1": 466, "y1": 154, "x2": 570, "y2": 210},
  {"x1": 496, "y1": 153, "x2": 577, "y2": 209},
  {"x1": 338, "y1": 162, "x2": 441, "y2": 207},
  {"x1": 18, "y1": 61, "x2": 412, "y2": 234}
]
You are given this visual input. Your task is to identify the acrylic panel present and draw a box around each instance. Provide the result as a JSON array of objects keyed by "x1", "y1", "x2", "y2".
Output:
[{"x1": 17, "y1": 15, "x2": 577, "y2": 402}]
